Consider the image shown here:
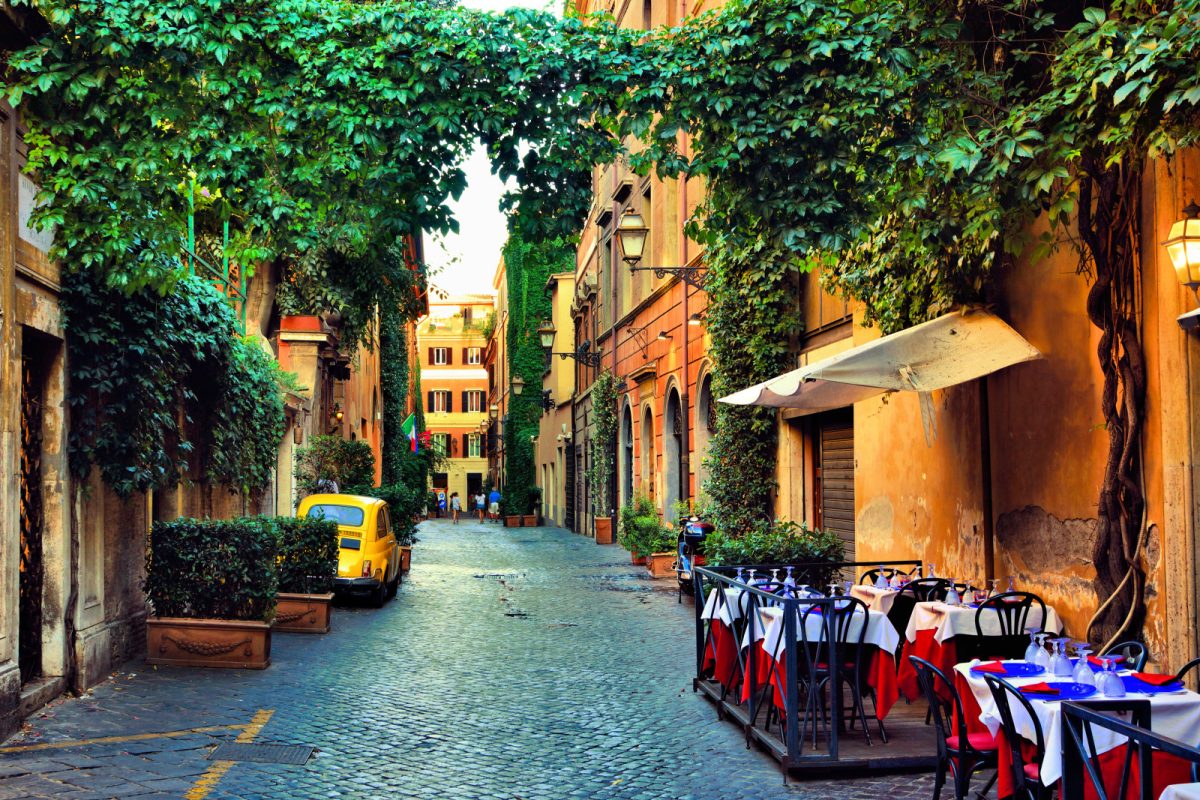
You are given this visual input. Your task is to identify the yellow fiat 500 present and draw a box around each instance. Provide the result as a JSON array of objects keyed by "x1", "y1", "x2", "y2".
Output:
[{"x1": 297, "y1": 494, "x2": 399, "y2": 607}]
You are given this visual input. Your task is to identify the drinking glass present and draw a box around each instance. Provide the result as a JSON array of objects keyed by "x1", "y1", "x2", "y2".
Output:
[
  {"x1": 1024, "y1": 632, "x2": 1041, "y2": 664},
  {"x1": 798, "y1": 583, "x2": 810, "y2": 599},
  {"x1": 874, "y1": 566, "x2": 889, "y2": 590},
  {"x1": 1051, "y1": 639, "x2": 1073, "y2": 677},
  {"x1": 841, "y1": 580, "x2": 852, "y2": 596},
  {"x1": 1101, "y1": 658, "x2": 1126, "y2": 697},
  {"x1": 783, "y1": 566, "x2": 796, "y2": 595},
  {"x1": 771, "y1": 568, "x2": 780, "y2": 585},
  {"x1": 945, "y1": 580, "x2": 961, "y2": 607},
  {"x1": 1073, "y1": 647, "x2": 1095, "y2": 687},
  {"x1": 1034, "y1": 634, "x2": 1052, "y2": 670},
  {"x1": 747, "y1": 569, "x2": 758, "y2": 586},
  {"x1": 927, "y1": 563, "x2": 937, "y2": 578},
  {"x1": 735, "y1": 567, "x2": 745, "y2": 584},
  {"x1": 827, "y1": 581, "x2": 840, "y2": 599},
  {"x1": 989, "y1": 578, "x2": 1000, "y2": 598},
  {"x1": 1007, "y1": 575, "x2": 1016, "y2": 593}
]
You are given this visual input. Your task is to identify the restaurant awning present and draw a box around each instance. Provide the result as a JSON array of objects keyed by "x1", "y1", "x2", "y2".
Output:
[{"x1": 717, "y1": 309, "x2": 1040, "y2": 413}]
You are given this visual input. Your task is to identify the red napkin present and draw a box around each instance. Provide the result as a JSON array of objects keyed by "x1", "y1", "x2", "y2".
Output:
[
  {"x1": 1133, "y1": 672, "x2": 1180, "y2": 686},
  {"x1": 1088, "y1": 655, "x2": 1124, "y2": 666},
  {"x1": 1019, "y1": 682, "x2": 1060, "y2": 695},
  {"x1": 973, "y1": 660, "x2": 1007, "y2": 674}
]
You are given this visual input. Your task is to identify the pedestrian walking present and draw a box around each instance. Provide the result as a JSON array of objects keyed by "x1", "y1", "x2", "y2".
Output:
[
  {"x1": 488, "y1": 488, "x2": 501, "y2": 523},
  {"x1": 450, "y1": 492, "x2": 461, "y2": 523},
  {"x1": 474, "y1": 492, "x2": 486, "y2": 523}
]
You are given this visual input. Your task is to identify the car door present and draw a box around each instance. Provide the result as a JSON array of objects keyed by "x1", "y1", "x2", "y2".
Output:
[{"x1": 376, "y1": 506, "x2": 396, "y2": 584}]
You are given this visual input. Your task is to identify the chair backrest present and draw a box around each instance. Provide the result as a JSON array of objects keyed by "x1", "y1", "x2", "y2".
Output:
[
  {"x1": 903, "y1": 577, "x2": 951, "y2": 602},
  {"x1": 983, "y1": 674, "x2": 1046, "y2": 794},
  {"x1": 975, "y1": 591, "x2": 1047, "y2": 638},
  {"x1": 1175, "y1": 657, "x2": 1200, "y2": 684},
  {"x1": 908, "y1": 655, "x2": 971, "y2": 756},
  {"x1": 1102, "y1": 640, "x2": 1148, "y2": 672}
]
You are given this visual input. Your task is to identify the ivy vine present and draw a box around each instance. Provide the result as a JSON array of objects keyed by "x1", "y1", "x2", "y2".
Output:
[{"x1": 587, "y1": 370, "x2": 618, "y2": 519}]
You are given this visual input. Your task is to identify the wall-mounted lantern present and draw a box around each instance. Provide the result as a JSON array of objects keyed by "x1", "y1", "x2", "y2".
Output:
[{"x1": 1164, "y1": 200, "x2": 1200, "y2": 330}]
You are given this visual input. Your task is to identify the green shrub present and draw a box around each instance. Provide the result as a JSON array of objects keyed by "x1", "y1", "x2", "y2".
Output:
[
  {"x1": 270, "y1": 516, "x2": 339, "y2": 594},
  {"x1": 145, "y1": 517, "x2": 278, "y2": 621},
  {"x1": 294, "y1": 435, "x2": 376, "y2": 498},
  {"x1": 618, "y1": 494, "x2": 676, "y2": 555},
  {"x1": 355, "y1": 483, "x2": 423, "y2": 546},
  {"x1": 705, "y1": 520, "x2": 844, "y2": 586}
]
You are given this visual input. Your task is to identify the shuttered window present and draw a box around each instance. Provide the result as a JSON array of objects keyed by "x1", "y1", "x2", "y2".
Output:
[{"x1": 818, "y1": 416, "x2": 855, "y2": 561}]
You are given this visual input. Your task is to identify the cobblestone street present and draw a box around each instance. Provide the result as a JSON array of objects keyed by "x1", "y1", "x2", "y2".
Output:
[{"x1": 0, "y1": 519, "x2": 937, "y2": 799}]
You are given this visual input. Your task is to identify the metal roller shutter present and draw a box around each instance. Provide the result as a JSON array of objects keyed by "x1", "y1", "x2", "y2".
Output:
[{"x1": 819, "y1": 419, "x2": 855, "y2": 561}]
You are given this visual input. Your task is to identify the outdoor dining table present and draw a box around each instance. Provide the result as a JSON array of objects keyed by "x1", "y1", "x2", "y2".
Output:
[
  {"x1": 849, "y1": 584, "x2": 899, "y2": 614},
  {"x1": 954, "y1": 660, "x2": 1200, "y2": 799},
  {"x1": 896, "y1": 600, "x2": 1063, "y2": 702},
  {"x1": 699, "y1": 586, "x2": 746, "y2": 691},
  {"x1": 739, "y1": 603, "x2": 901, "y2": 720}
]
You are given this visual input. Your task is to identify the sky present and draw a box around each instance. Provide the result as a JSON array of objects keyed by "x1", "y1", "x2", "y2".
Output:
[{"x1": 422, "y1": 0, "x2": 561, "y2": 301}]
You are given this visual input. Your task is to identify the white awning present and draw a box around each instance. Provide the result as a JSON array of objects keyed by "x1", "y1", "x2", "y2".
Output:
[{"x1": 718, "y1": 309, "x2": 1040, "y2": 413}]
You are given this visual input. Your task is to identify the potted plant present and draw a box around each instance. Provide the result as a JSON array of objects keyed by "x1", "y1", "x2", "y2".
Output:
[
  {"x1": 144, "y1": 517, "x2": 277, "y2": 669},
  {"x1": 704, "y1": 520, "x2": 845, "y2": 587},
  {"x1": 523, "y1": 487, "x2": 541, "y2": 528},
  {"x1": 644, "y1": 523, "x2": 680, "y2": 579},
  {"x1": 619, "y1": 494, "x2": 659, "y2": 565},
  {"x1": 426, "y1": 490, "x2": 438, "y2": 519},
  {"x1": 272, "y1": 516, "x2": 338, "y2": 634},
  {"x1": 589, "y1": 370, "x2": 618, "y2": 544}
]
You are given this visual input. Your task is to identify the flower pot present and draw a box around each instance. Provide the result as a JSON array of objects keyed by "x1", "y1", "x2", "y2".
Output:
[
  {"x1": 279, "y1": 314, "x2": 324, "y2": 333},
  {"x1": 505, "y1": 515, "x2": 522, "y2": 527},
  {"x1": 273, "y1": 592, "x2": 333, "y2": 634},
  {"x1": 400, "y1": 545, "x2": 412, "y2": 573},
  {"x1": 147, "y1": 617, "x2": 271, "y2": 669},
  {"x1": 630, "y1": 551, "x2": 647, "y2": 566},
  {"x1": 522, "y1": 514, "x2": 538, "y2": 527},
  {"x1": 646, "y1": 552, "x2": 676, "y2": 578},
  {"x1": 594, "y1": 516, "x2": 614, "y2": 545}
]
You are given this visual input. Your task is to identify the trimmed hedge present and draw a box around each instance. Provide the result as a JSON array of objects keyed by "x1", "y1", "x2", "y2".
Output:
[
  {"x1": 272, "y1": 516, "x2": 339, "y2": 594},
  {"x1": 145, "y1": 517, "x2": 278, "y2": 621}
]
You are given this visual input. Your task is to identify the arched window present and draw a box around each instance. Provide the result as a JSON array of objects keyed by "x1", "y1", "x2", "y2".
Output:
[
  {"x1": 663, "y1": 388, "x2": 685, "y2": 522},
  {"x1": 620, "y1": 403, "x2": 634, "y2": 510},
  {"x1": 694, "y1": 373, "x2": 715, "y2": 501},
  {"x1": 640, "y1": 406, "x2": 655, "y2": 499}
]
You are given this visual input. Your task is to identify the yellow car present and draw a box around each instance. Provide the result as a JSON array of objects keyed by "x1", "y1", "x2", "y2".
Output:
[{"x1": 297, "y1": 493, "x2": 400, "y2": 607}]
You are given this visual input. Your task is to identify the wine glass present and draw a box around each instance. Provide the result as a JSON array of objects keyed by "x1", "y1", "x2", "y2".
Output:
[
  {"x1": 1050, "y1": 639, "x2": 1073, "y2": 677},
  {"x1": 1073, "y1": 646, "x2": 1095, "y2": 687},
  {"x1": 874, "y1": 566, "x2": 889, "y2": 590},
  {"x1": 1007, "y1": 575, "x2": 1016, "y2": 593},
  {"x1": 841, "y1": 580, "x2": 852, "y2": 596},
  {"x1": 945, "y1": 579, "x2": 961, "y2": 607},
  {"x1": 1034, "y1": 633, "x2": 1052, "y2": 670},
  {"x1": 735, "y1": 567, "x2": 745, "y2": 584},
  {"x1": 798, "y1": 583, "x2": 810, "y2": 599},
  {"x1": 1100, "y1": 658, "x2": 1126, "y2": 697},
  {"x1": 927, "y1": 563, "x2": 937, "y2": 578},
  {"x1": 1024, "y1": 631, "x2": 1041, "y2": 664},
  {"x1": 771, "y1": 568, "x2": 780, "y2": 585},
  {"x1": 988, "y1": 578, "x2": 1000, "y2": 598},
  {"x1": 747, "y1": 569, "x2": 758, "y2": 586},
  {"x1": 783, "y1": 566, "x2": 796, "y2": 595}
]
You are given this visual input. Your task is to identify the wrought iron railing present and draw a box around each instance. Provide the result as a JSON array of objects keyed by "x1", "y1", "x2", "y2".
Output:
[
  {"x1": 184, "y1": 184, "x2": 248, "y2": 333},
  {"x1": 1062, "y1": 700, "x2": 1200, "y2": 800},
  {"x1": 692, "y1": 560, "x2": 921, "y2": 771}
]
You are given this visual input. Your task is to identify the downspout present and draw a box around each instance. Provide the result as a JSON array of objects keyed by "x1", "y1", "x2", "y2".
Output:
[{"x1": 679, "y1": 127, "x2": 691, "y2": 513}]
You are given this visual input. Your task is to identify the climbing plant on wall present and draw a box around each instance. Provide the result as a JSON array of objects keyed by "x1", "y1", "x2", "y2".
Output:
[{"x1": 587, "y1": 370, "x2": 618, "y2": 519}]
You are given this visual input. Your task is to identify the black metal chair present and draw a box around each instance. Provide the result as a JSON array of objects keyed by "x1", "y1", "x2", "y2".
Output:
[
  {"x1": 1101, "y1": 640, "x2": 1148, "y2": 671},
  {"x1": 982, "y1": 674, "x2": 1053, "y2": 800},
  {"x1": 970, "y1": 591, "x2": 1047, "y2": 661},
  {"x1": 1175, "y1": 656, "x2": 1200, "y2": 685},
  {"x1": 909, "y1": 655, "x2": 998, "y2": 800},
  {"x1": 807, "y1": 596, "x2": 887, "y2": 746},
  {"x1": 859, "y1": 566, "x2": 917, "y2": 585},
  {"x1": 903, "y1": 577, "x2": 952, "y2": 602}
]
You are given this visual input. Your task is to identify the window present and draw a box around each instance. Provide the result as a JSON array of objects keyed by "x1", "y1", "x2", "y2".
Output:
[
  {"x1": 305, "y1": 504, "x2": 364, "y2": 527},
  {"x1": 432, "y1": 391, "x2": 449, "y2": 412},
  {"x1": 463, "y1": 307, "x2": 473, "y2": 327},
  {"x1": 432, "y1": 347, "x2": 448, "y2": 365},
  {"x1": 642, "y1": 0, "x2": 652, "y2": 29},
  {"x1": 376, "y1": 508, "x2": 390, "y2": 541},
  {"x1": 466, "y1": 390, "x2": 483, "y2": 413},
  {"x1": 432, "y1": 434, "x2": 449, "y2": 455},
  {"x1": 466, "y1": 347, "x2": 481, "y2": 365},
  {"x1": 468, "y1": 433, "x2": 481, "y2": 458}
]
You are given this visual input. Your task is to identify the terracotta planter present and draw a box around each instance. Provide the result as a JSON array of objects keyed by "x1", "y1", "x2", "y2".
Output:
[
  {"x1": 273, "y1": 593, "x2": 333, "y2": 634},
  {"x1": 147, "y1": 617, "x2": 271, "y2": 669},
  {"x1": 630, "y1": 551, "x2": 647, "y2": 566},
  {"x1": 400, "y1": 545, "x2": 412, "y2": 573},
  {"x1": 646, "y1": 552, "x2": 676, "y2": 578},
  {"x1": 522, "y1": 514, "x2": 538, "y2": 527},
  {"x1": 505, "y1": 515, "x2": 522, "y2": 527},
  {"x1": 279, "y1": 314, "x2": 323, "y2": 333},
  {"x1": 594, "y1": 516, "x2": 614, "y2": 544}
]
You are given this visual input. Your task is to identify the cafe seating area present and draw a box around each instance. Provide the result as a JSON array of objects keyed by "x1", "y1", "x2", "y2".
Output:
[{"x1": 691, "y1": 561, "x2": 1200, "y2": 796}]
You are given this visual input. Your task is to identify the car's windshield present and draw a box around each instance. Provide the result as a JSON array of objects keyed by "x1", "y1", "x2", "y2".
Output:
[{"x1": 306, "y1": 504, "x2": 364, "y2": 527}]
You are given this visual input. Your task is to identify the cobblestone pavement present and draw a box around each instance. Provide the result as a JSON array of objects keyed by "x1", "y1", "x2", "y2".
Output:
[{"x1": 0, "y1": 519, "x2": 944, "y2": 799}]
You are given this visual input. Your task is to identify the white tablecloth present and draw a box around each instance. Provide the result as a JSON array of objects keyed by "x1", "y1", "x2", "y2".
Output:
[
  {"x1": 906, "y1": 601, "x2": 1063, "y2": 644},
  {"x1": 850, "y1": 585, "x2": 899, "y2": 614},
  {"x1": 955, "y1": 661, "x2": 1200, "y2": 786},
  {"x1": 701, "y1": 587, "x2": 746, "y2": 627},
  {"x1": 747, "y1": 604, "x2": 901, "y2": 659},
  {"x1": 1161, "y1": 784, "x2": 1200, "y2": 800}
]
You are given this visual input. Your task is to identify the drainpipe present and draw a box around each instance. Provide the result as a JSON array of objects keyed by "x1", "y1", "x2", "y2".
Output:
[{"x1": 679, "y1": 128, "x2": 691, "y2": 514}]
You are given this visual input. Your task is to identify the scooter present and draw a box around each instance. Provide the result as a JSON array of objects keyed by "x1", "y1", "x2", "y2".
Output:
[{"x1": 676, "y1": 515, "x2": 714, "y2": 603}]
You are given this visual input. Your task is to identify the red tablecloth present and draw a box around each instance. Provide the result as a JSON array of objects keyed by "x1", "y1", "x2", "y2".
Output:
[
  {"x1": 739, "y1": 639, "x2": 899, "y2": 721},
  {"x1": 953, "y1": 672, "x2": 1195, "y2": 800},
  {"x1": 701, "y1": 620, "x2": 740, "y2": 690},
  {"x1": 898, "y1": 628, "x2": 959, "y2": 702}
]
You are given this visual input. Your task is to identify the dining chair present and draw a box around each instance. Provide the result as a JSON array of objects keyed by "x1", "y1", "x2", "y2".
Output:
[
  {"x1": 1174, "y1": 656, "x2": 1200, "y2": 685},
  {"x1": 807, "y1": 596, "x2": 887, "y2": 746},
  {"x1": 903, "y1": 577, "x2": 952, "y2": 602},
  {"x1": 971, "y1": 591, "x2": 1047, "y2": 660},
  {"x1": 1101, "y1": 640, "x2": 1148, "y2": 671},
  {"x1": 982, "y1": 674, "x2": 1053, "y2": 800},
  {"x1": 756, "y1": 599, "x2": 820, "y2": 746},
  {"x1": 909, "y1": 656, "x2": 999, "y2": 800},
  {"x1": 859, "y1": 566, "x2": 916, "y2": 585}
]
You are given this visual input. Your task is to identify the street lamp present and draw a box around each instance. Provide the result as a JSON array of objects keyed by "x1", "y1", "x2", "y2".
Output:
[
  {"x1": 538, "y1": 323, "x2": 556, "y2": 349},
  {"x1": 512, "y1": 375, "x2": 525, "y2": 396},
  {"x1": 539, "y1": 325, "x2": 603, "y2": 368},
  {"x1": 615, "y1": 209, "x2": 649, "y2": 265},
  {"x1": 489, "y1": 403, "x2": 498, "y2": 420},
  {"x1": 688, "y1": 312, "x2": 705, "y2": 327},
  {"x1": 656, "y1": 330, "x2": 669, "y2": 341},
  {"x1": 1164, "y1": 200, "x2": 1200, "y2": 329}
]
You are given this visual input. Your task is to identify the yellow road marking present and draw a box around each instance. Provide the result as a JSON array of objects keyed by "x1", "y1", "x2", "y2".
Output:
[
  {"x1": 185, "y1": 709, "x2": 274, "y2": 800},
  {"x1": 0, "y1": 724, "x2": 248, "y2": 754}
]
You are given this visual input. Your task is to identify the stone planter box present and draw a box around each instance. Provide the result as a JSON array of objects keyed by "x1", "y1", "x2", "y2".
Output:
[
  {"x1": 147, "y1": 617, "x2": 271, "y2": 669},
  {"x1": 505, "y1": 515, "x2": 522, "y2": 527},
  {"x1": 400, "y1": 545, "x2": 412, "y2": 573},
  {"x1": 522, "y1": 514, "x2": 538, "y2": 527},
  {"x1": 646, "y1": 552, "x2": 676, "y2": 578},
  {"x1": 273, "y1": 592, "x2": 333, "y2": 634},
  {"x1": 594, "y1": 516, "x2": 614, "y2": 544}
]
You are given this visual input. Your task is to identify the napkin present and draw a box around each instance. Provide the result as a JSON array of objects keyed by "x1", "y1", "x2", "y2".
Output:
[
  {"x1": 972, "y1": 660, "x2": 1007, "y2": 674},
  {"x1": 1019, "y1": 682, "x2": 1060, "y2": 695},
  {"x1": 1088, "y1": 655, "x2": 1124, "y2": 667},
  {"x1": 1133, "y1": 672, "x2": 1181, "y2": 687}
]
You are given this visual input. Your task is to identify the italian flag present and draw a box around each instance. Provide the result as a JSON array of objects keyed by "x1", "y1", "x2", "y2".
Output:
[{"x1": 400, "y1": 413, "x2": 419, "y2": 453}]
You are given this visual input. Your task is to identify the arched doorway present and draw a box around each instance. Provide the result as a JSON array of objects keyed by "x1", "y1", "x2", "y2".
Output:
[
  {"x1": 619, "y1": 403, "x2": 634, "y2": 510},
  {"x1": 694, "y1": 373, "x2": 715, "y2": 502},
  {"x1": 663, "y1": 388, "x2": 685, "y2": 523},
  {"x1": 640, "y1": 405, "x2": 655, "y2": 501}
]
